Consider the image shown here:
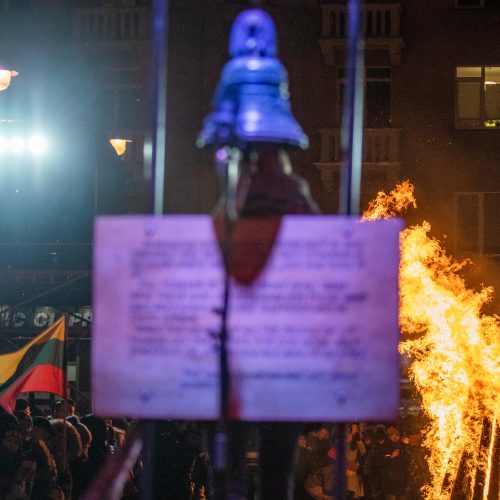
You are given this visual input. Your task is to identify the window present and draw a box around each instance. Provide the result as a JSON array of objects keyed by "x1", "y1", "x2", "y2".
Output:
[
  {"x1": 456, "y1": 66, "x2": 500, "y2": 128},
  {"x1": 455, "y1": 192, "x2": 500, "y2": 254},
  {"x1": 339, "y1": 67, "x2": 391, "y2": 128},
  {"x1": 456, "y1": 0, "x2": 500, "y2": 7}
]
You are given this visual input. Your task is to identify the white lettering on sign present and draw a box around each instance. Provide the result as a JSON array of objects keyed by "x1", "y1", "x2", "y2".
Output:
[{"x1": 93, "y1": 215, "x2": 403, "y2": 421}]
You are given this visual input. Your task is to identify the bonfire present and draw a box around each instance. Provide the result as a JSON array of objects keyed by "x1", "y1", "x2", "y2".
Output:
[{"x1": 363, "y1": 181, "x2": 500, "y2": 499}]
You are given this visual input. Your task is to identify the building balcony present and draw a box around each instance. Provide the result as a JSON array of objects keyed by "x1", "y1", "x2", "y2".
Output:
[
  {"x1": 315, "y1": 127, "x2": 401, "y2": 192},
  {"x1": 319, "y1": 2, "x2": 403, "y2": 66},
  {"x1": 72, "y1": 6, "x2": 150, "y2": 44}
]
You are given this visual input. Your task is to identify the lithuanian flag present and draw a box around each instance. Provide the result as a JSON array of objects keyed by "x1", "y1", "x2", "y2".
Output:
[{"x1": 0, "y1": 315, "x2": 65, "y2": 413}]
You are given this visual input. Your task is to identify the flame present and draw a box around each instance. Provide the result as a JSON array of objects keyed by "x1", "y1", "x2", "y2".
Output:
[{"x1": 363, "y1": 181, "x2": 500, "y2": 499}]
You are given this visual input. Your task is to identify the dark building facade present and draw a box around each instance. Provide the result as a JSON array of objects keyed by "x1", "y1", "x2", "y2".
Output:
[{"x1": 1, "y1": 0, "x2": 499, "y2": 402}]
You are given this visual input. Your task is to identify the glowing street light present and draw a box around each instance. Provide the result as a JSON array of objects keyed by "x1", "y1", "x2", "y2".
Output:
[
  {"x1": 110, "y1": 138, "x2": 132, "y2": 156},
  {"x1": 0, "y1": 133, "x2": 49, "y2": 157},
  {"x1": 0, "y1": 69, "x2": 19, "y2": 91},
  {"x1": 10, "y1": 136, "x2": 25, "y2": 154},
  {"x1": 28, "y1": 134, "x2": 48, "y2": 155}
]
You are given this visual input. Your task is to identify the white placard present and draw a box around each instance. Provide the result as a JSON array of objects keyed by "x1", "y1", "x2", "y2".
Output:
[{"x1": 93, "y1": 215, "x2": 402, "y2": 421}]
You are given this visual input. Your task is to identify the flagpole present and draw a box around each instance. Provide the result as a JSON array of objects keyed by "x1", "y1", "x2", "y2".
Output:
[
  {"x1": 62, "y1": 313, "x2": 69, "y2": 473},
  {"x1": 336, "y1": 1, "x2": 365, "y2": 499}
]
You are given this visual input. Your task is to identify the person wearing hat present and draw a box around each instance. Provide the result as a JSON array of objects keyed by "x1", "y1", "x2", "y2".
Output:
[
  {"x1": 14, "y1": 398, "x2": 31, "y2": 416},
  {"x1": 51, "y1": 398, "x2": 76, "y2": 419}
]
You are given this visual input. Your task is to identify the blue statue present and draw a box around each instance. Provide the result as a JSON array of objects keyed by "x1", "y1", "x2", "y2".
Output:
[{"x1": 198, "y1": 9, "x2": 308, "y2": 150}]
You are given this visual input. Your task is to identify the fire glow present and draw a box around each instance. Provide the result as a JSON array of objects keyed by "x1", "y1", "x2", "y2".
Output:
[{"x1": 363, "y1": 181, "x2": 500, "y2": 499}]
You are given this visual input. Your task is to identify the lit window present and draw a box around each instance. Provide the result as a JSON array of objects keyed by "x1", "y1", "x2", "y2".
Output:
[{"x1": 456, "y1": 66, "x2": 500, "y2": 128}]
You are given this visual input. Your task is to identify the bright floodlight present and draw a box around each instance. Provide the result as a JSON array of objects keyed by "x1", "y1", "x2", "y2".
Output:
[
  {"x1": 29, "y1": 134, "x2": 48, "y2": 155},
  {"x1": 10, "y1": 137, "x2": 25, "y2": 154}
]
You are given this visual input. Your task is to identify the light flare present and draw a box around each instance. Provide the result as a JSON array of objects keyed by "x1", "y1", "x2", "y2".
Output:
[{"x1": 363, "y1": 181, "x2": 500, "y2": 499}]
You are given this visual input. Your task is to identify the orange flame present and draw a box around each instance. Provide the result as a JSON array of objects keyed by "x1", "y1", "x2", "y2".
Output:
[{"x1": 363, "y1": 181, "x2": 500, "y2": 499}]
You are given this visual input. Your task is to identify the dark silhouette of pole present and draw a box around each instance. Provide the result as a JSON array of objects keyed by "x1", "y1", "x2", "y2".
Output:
[
  {"x1": 148, "y1": 0, "x2": 169, "y2": 216},
  {"x1": 213, "y1": 147, "x2": 240, "y2": 500},
  {"x1": 336, "y1": 1, "x2": 365, "y2": 499},
  {"x1": 339, "y1": 0, "x2": 365, "y2": 217},
  {"x1": 140, "y1": 2, "x2": 169, "y2": 499}
]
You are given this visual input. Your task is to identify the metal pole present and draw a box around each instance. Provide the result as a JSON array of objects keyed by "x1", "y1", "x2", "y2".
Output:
[
  {"x1": 62, "y1": 314, "x2": 69, "y2": 473},
  {"x1": 334, "y1": 423, "x2": 346, "y2": 500},
  {"x1": 336, "y1": 1, "x2": 365, "y2": 497},
  {"x1": 213, "y1": 147, "x2": 240, "y2": 500},
  {"x1": 339, "y1": 0, "x2": 365, "y2": 216},
  {"x1": 140, "y1": 2, "x2": 169, "y2": 498},
  {"x1": 148, "y1": 0, "x2": 169, "y2": 216}
]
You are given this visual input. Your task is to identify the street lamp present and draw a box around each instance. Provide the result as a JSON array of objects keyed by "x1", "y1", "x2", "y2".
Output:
[
  {"x1": 109, "y1": 138, "x2": 132, "y2": 156},
  {"x1": 0, "y1": 69, "x2": 18, "y2": 91},
  {"x1": 0, "y1": 133, "x2": 49, "y2": 157}
]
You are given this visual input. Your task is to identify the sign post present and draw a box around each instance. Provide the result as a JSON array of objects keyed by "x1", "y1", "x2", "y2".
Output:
[
  {"x1": 141, "y1": 0, "x2": 170, "y2": 497},
  {"x1": 337, "y1": 0, "x2": 366, "y2": 497}
]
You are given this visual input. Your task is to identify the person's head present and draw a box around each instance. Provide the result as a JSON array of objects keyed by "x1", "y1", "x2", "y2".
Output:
[
  {"x1": 14, "y1": 411, "x2": 32, "y2": 436},
  {"x1": 363, "y1": 428, "x2": 375, "y2": 446},
  {"x1": 298, "y1": 434, "x2": 307, "y2": 448},
  {"x1": 387, "y1": 426, "x2": 401, "y2": 443},
  {"x1": 346, "y1": 424, "x2": 361, "y2": 450},
  {"x1": 311, "y1": 426, "x2": 330, "y2": 441},
  {"x1": 375, "y1": 425, "x2": 387, "y2": 443},
  {"x1": 32, "y1": 416, "x2": 53, "y2": 443},
  {"x1": 307, "y1": 425, "x2": 331, "y2": 454},
  {"x1": 52, "y1": 398, "x2": 75, "y2": 418},
  {"x1": 81, "y1": 414, "x2": 108, "y2": 454},
  {"x1": 14, "y1": 398, "x2": 30, "y2": 416}
]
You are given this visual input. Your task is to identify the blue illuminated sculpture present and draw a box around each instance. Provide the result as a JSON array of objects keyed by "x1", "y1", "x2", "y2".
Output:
[
  {"x1": 198, "y1": 9, "x2": 308, "y2": 150},
  {"x1": 199, "y1": 10, "x2": 317, "y2": 500}
]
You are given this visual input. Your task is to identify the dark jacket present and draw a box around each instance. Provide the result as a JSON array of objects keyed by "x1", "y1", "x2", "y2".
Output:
[{"x1": 378, "y1": 440, "x2": 409, "y2": 497}]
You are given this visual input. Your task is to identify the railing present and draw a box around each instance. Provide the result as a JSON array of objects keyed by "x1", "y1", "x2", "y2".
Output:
[
  {"x1": 0, "y1": 270, "x2": 89, "y2": 285},
  {"x1": 73, "y1": 7, "x2": 150, "y2": 41},
  {"x1": 318, "y1": 127, "x2": 401, "y2": 164},
  {"x1": 0, "y1": 242, "x2": 91, "y2": 272},
  {"x1": 321, "y1": 3, "x2": 401, "y2": 38}
]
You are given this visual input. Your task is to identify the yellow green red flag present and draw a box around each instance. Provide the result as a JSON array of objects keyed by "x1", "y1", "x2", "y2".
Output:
[{"x1": 0, "y1": 315, "x2": 65, "y2": 412}]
